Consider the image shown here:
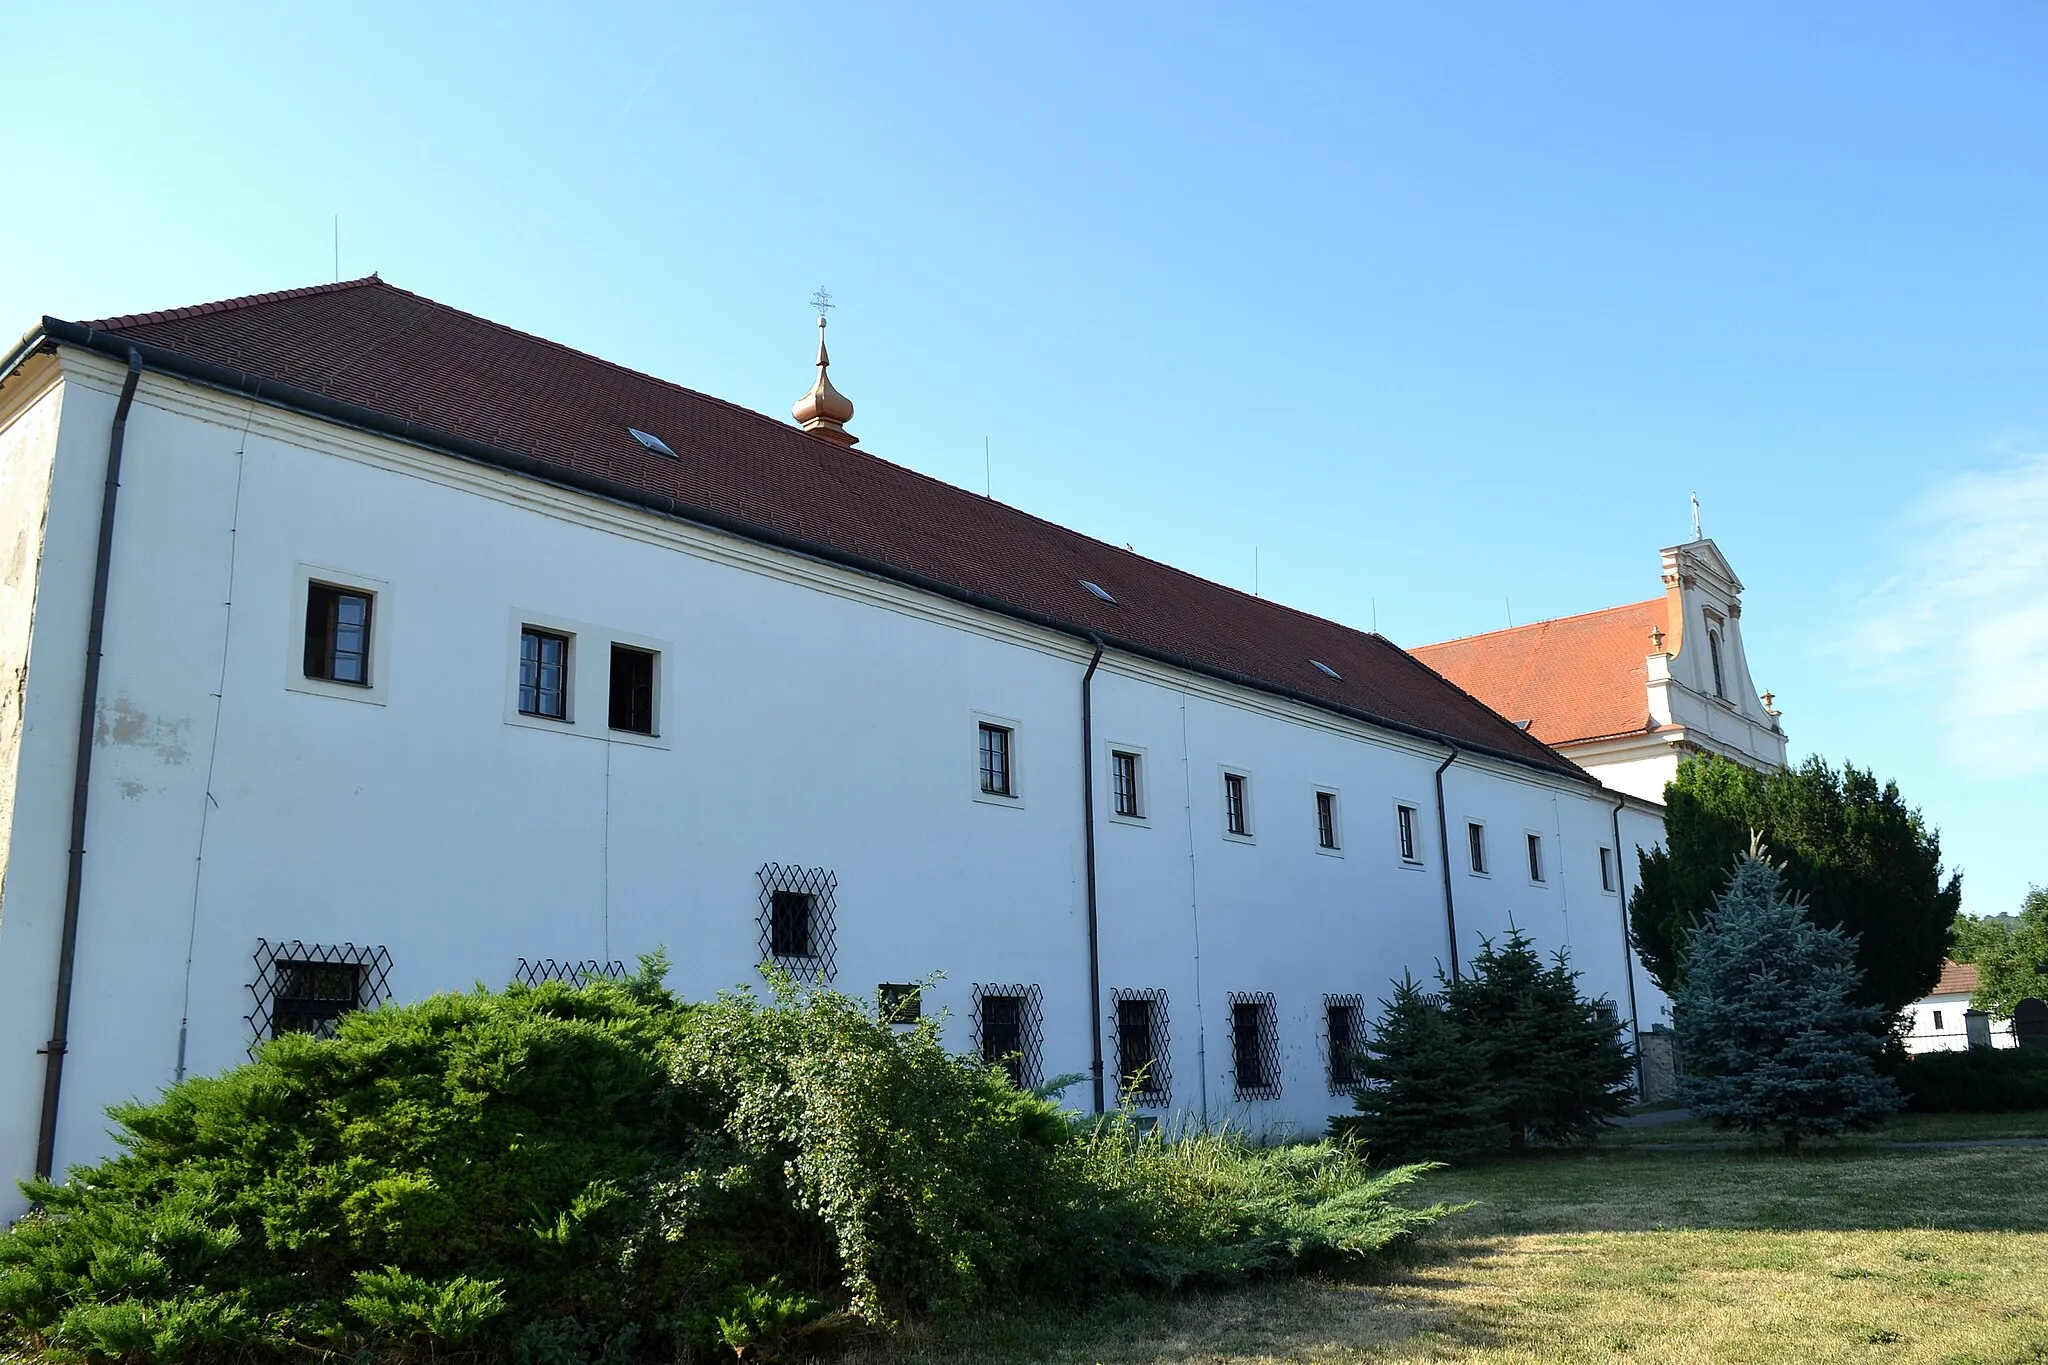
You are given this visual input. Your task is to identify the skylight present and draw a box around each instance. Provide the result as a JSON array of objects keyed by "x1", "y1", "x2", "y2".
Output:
[
  {"x1": 628, "y1": 427, "x2": 678, "y2": 458},
  {"x1": 1310, "y1": 660, "x2": 1341, "y2": 680},
  {"x1": 1080, "y1": 580, "x2": 1117, "y2": 604}
]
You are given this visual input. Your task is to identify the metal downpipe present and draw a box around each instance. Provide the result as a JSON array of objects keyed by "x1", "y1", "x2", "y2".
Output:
[
  {"x1": 1434, "y1": 747, "x2": 1461, "y2": 980},
  {"x1": 35, "y1": 348, "x2": 143, "y2": 1180},
  {"x1": 1080, "y1": 637, "x2": 1106, "y2": 1113}
]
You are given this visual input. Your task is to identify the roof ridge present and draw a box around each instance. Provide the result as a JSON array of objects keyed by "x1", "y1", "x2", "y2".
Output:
[
  {"x1": 1413, "y1": 596, "x2": 1666, "y2": 653},
  {"x1": 78, "y1": 276, "x2": 386, "y2": 334}
]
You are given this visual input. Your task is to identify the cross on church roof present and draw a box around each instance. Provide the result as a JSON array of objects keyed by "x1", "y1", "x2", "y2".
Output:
[{"x1": 810, "y1": 286, "x2": 835, "y2": 318}]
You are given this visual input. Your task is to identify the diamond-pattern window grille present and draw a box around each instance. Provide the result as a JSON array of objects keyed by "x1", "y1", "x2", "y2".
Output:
[
  {"x1": 1111, "y1": 987, "x2": 1171, "y2": 1106},
  {"x1": 1323, "y1": 993, "x2": 1367, "y2": 1094},
  {"x1": 972, "y1": 982, "x2": 1044, "y2": 1090},
  {"x1": 1228, "y1": 991, "x2": 1283, "y2": 1101},
  {"x1": 514, "y1": 958, "x2": 628, "y2": 988},
  {"x1": 246, "y1": 938, "x2": 392, "y2": 1054},
  {"x1": 757, "y1": 863, "x2": 838, "y2": 984}
]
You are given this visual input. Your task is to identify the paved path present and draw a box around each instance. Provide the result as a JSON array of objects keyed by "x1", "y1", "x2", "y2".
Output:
[{"x1": 1612, "y1": 1107, "x2": 1696, "y2": 1128}]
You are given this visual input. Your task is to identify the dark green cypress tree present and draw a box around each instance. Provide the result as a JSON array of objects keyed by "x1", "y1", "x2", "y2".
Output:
[
  {"x1": 1333, "y1": 972, "x2": 1497, "y2": 1161},
  {"x1": 1675, "y1": 842, "x2": 1902, "y2": 1151}
]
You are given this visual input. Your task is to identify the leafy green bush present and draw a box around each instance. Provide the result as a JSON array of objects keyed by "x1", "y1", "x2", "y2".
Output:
[
  {"x1": 1329, "y1": 973, "x2": 1498, "y2": 1163},
  {"x1": 1, "y1": 963, "x2": 1452, "y2": 1363},
  {"x1": 1891, "y1": 1048, "x2": 2048, "y2": 1113}
]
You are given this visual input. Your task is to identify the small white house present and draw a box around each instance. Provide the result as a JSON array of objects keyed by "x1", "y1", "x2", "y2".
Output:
[
  {"x1": 1903, "y1": 960, "x2": 2014, "y2": 1054},
  {"x1": 0, "y1": 279, "x2": 1655, "y2": 1221}
]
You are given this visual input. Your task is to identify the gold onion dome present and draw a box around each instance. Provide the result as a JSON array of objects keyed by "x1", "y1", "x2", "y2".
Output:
[{"x1": 792, "y1": 316, "x2": 856, "y2": 445}]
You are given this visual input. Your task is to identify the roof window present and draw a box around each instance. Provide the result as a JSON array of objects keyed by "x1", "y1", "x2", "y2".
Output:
[
  {"x1": 628, "y1": 427, "x2": 678, "y2": 458},
  {"x1": 1080, "y1": 580, "x2": 1117, "y2": 605},
  {"x1": 1310, "y1": 660, "x2": 1341, "y2": 680}
]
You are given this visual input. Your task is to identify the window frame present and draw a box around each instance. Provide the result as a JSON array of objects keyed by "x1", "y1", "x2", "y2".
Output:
[
  {"x1": 1313, "y1": 787, "x2": 1343, "y2": 855},
  {"x1": 972, "y1": 712, "x2": 1024, "y2": 807},
  {"x1": 1599, "y1": 845, "x2": 1618, "y2": 894},
  {"x1": 1393, "y1": 800, "x2": 1424, "y2": 866},
  {"x1": 285, "y1": 564, "x2": 391, "y2": 705},
  {"x1": 1220, "y1": 768, "x2": 1254, "y2": 842},
  {"x1": 1106, "y1": 743, "x2": 1149, "y2": 825},
  {"x1": 518, "y1": 625, "x2": 573, "y2": 721},
  {"x1": 1525, "y1": 831, "x2": 1547, "y2": 886},
  {"x1": 1466, "y1": 820, "x2": 1490, "y2": 876},
  {"x1": 973, "y1": 983, "x2": 1044, "y2": 1090},
  {"x1": 1707, "y1": 621, "x2": 1728, "y2": 699},
  {"x1": 1324, "y1": 994, "x2": 1366, "y2": 1094},
  {"x1": 1111, "y1": 988, "x2": 1171, "y2": 1106},
  {"x1": 608, "y1": 642, "x2": 659, "y2": 736},
  {"x1": 1228, "y1": 991, "x2": 1282, "y2": 1101}
]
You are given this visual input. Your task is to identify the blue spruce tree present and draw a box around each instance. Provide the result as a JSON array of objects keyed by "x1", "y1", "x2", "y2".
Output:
[{"x1": 1675, "y1": 839, "x2": 1902, "y2": 1150}]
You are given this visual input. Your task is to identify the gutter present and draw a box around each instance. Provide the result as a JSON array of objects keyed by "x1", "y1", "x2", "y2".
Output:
[
  {"x1": 1079, "y1": 637, "x2": 1106, "y2": 1113},
  {"x1": 35, "y1": 348, "x2": 143, "y2": 1180},
  {"x1": 20, "y1": 320, "x2": 1595, "y2": 791},
  {"x1": 1433, "y1": 748, "x2": 1461, "y2": 980},
  {"x1": 1611, "y1": 793, "x2": 1646, "y2": 1096}
]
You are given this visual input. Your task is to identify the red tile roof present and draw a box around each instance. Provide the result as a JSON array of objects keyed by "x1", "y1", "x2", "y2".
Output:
[
  {"x1": 61, "y1": 277, "x2": 1583, "y2": 778},
  {"x1": 1931, "y1": 960, "x2": 1979, "y2": 997},
  {"x1": 1410, "y1": 598, "x2": 1669, "y2": 747}
]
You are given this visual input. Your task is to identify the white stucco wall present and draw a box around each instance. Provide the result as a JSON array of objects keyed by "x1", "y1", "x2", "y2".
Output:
[{"x1": 1, "y1": 356, "x2": 1646, "y2": 1215}]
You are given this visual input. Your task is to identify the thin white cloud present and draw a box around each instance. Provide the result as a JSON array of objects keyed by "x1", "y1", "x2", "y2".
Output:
[{"x1": 1851, "y1": 450, "x2": 2048, "y2": 778}]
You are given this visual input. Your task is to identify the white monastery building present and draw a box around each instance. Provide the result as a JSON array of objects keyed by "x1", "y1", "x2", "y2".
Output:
[
  {"x1": 1, "y1": 280, "x2": 1652, "y2": 1217},
  {"x1": 1902, "y1": 960, "x2": 2017, "y2": 1055}
]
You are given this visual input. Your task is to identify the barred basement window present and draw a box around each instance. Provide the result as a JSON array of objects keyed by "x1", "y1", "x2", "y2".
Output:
[
  {"x1": 303, "y1": 582, "x2": 373, "y2": 685},
  {"x1": 519, "y1": 627, "x2": 570, "y2": 719},
  {"x1": 973, "y1": 983, "x2": 1044, "y2": 1089},
  {"x1": 246, "y1": 938, "x2": 392, "y2": 1053},
  {"x1": 1112, "y1": 988, "x2": 1171, "y2": 1105},
  {"x1": 1468, "y1": 822, "x2": 1488, "y2": 874},
  {"x1": 1396, "y1": 804, "x2": 1420, "y2": 863},
  {"x1": 879, "y1": 983, "x2": 923, "y2": 1024},
  {"x1": 1229, "y1": 991, "x2": 1282, "y2": 1101},
  {"x1": 1324, "y1": 994, "x2": 1366, "y2": 1093},
  {"x1": 513, "y1": 958, "x2": 627, "y2": 988},
  {"x1": 978, "y1": 722, "x2": 1014, "y2": 797},
  {"x1": 609, "y1": 644, "x2": 656, "y2": 734},
  {"x1": 1112, "y1": 750, "x2": 1142, "y2": 818},
  {"x1": 1595, "y1": 1000, "x2": 1619, "y2": 1027},
  {"x1": 757, "y1": 863, "x2": 838, "y2": 983}
]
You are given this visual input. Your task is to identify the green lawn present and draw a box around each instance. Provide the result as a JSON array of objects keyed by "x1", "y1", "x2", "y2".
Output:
[{"x1": 851, "y1": 1145, "x2": 2048, "y2": 1364}]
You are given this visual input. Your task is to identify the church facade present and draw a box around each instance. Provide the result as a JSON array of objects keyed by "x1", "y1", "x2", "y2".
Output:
[
  {"x1": 1412, "y1": 538, "x2": 1789, "y2": 805},
  {"x1": 0, "y1": 281, "x2": 1645, "y2": 1218}
]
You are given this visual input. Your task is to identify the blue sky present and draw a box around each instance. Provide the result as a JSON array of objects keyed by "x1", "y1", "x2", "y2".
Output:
[{"x1": 6, "y1": 3, "x2": 2044, "y2": 918}]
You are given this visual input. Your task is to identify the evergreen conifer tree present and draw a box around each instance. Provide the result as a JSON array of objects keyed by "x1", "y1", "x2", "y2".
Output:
[
  {"x1": 1675, "y1": 841, "x2": 1902, "y2": 1151},
  {"x1": 1335, "y1": 972, "x2": 1497, "y2": 1161},
  {"x1": 1443, "y1": 930, "x2": 1635, "y2": 1150}
]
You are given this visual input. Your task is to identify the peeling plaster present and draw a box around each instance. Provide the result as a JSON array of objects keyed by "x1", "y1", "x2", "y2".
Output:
[{"x1": 94, "y1": 695, "x2": 190, "y2": 765}]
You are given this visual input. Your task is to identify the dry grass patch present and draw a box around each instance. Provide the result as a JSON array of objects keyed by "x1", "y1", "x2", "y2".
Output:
[
  {"x1": 848, "y1": 1147, "x2": 2048, "y2": 1364},
  {"x1": 1598, "y1": 1108, "x2": 2048, "y2": 1149}
]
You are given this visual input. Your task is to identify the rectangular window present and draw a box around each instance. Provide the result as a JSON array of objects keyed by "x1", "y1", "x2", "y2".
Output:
[
  {"x1": 1468, "y1": 822, "x2": 1488, "y2": 874},
  {"x1": 1223, "y1": 772, "x2": 1249, "y2": 836},
  {"x1": 1115, "y1": 995, "x2": 1167, "y2": 1102},
  {"x1": 1112, "y1": 750, "x2": 1141, "y2": 818},
  {"x1": 978, "y1": 722, "x2": 1013, "y2": 797},
  {"x1": 1527, "y1": 833, "x2": 1546, "y2": 883},
  {"x1": 769, "y1": 889, "x2": 814, "y2": 958},
  {"x1": 303, "y1": 583, "x2": 373, "y2": 685},
  {"x1": 1325, "y1": 999, "x2": 1362, "y2": 1089},
  {"x1": 1932, "y1": 1010, "x2": 1945, "y2": 1032},
  {"x1": 879, "y1": 983, "x2": 922, "y2": 1024},
  {"x1": 1599, "y1": 846, "x2": 1617, "y2": 892},
  {"x1": 1595, "y1": 1001, "x2": 1619, "y2": 1027},
  {"x1": 1397, "y1": 804, "x2": 1420, "y2": 862},
  {"x1": 1708, "y1": 625, "x2": 1727, "y2": 699},
  {"x1": 519, "y1": 627, "x2": 570, "y2": 719},
  {"x1": 609, "y1": 644, "x2": 655, "y2": 734},
  {"x1": 1317, "y1": 791, "x2": 1339, "y2": 849},
  {"x1": 1233, "y1": 1003, "x2": 1267, "y2": 1092},
  {"x1": 980, "y1": 993, "x2": 1025, "y2": 1085},
  {"x1": 270, "y1": 960, "x2": 364, "y2": 1038}
]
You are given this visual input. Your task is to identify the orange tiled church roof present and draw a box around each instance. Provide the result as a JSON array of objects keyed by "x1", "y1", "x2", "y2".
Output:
[{"x1": 1410, "y1": 598, "x2": 1669, "y2": 747}]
